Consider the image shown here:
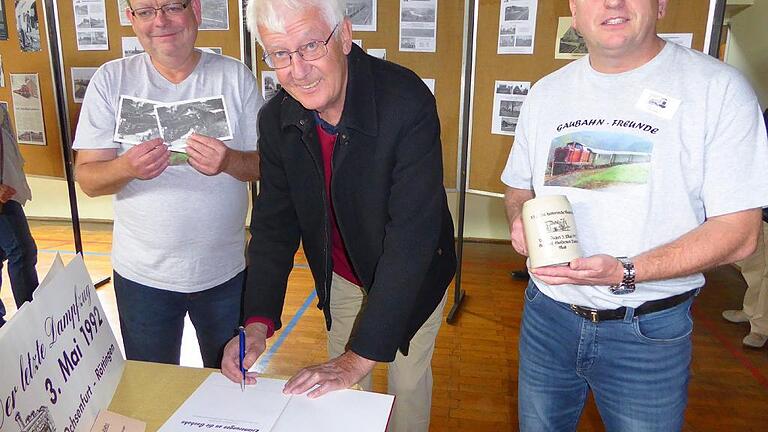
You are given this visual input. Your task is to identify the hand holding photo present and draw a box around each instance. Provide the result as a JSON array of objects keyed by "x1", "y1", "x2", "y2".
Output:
[{"x1": 154, "y1": 96, "x2": 233, "y2": 152}]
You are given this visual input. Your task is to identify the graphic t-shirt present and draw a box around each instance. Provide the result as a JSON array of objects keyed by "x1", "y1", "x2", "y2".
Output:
[
  {"x1": 72, "y1": 52, "x2": 262, "y2": 292},
  {"x1": 502, "y1": 42, "x2": 768, "y2": 309}
]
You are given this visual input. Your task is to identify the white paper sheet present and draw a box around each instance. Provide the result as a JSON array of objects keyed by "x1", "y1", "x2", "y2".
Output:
[
  {"x1": 399, "y1": 0, "x2": 437, "y2": 52},
  {"x1": 491, "y1": 80, "x2": 530, "y2": 136},
  {"x1": 158, "y1": 373, "x2": 394, "y2": 432},
  {"x1": 497, "y1": 0, "x2": 538, "y2": 55}
]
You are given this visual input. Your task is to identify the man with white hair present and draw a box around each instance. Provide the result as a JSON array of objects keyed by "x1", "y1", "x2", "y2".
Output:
[
  {"x1": 503, "y1": 0, "x2": 768, "y2": 430},
  {"x1": 73, "y1": 0, "x2": 261, "y2": 368},
  {"x1": 221, "y1": 1, "x2": 456, "y2": 430}
]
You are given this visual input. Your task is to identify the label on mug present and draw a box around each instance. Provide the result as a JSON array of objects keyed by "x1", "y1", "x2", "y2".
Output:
[{"x1": 522, "y1": 195, "x2": 582, "y2": 268}]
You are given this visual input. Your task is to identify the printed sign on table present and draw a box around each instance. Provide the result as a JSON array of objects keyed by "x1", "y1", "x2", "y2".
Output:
[{"x1": 0, "y1": 255, "x2": 125, "y2": 432}]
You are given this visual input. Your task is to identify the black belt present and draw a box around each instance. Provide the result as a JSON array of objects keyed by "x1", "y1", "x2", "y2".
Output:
[{"x1": 570, "y1": 290, "x2": 696, "y2": 323}]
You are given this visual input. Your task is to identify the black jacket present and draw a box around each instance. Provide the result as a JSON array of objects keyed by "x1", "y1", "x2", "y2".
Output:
[{"x1": 244, "y1": 45, "x2": 456, "y2": 362}]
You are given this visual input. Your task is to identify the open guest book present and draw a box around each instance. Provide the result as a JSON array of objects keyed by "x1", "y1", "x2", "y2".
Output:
[{"x1": 158, "y1": 373, "x2": 394, "y2": 432}]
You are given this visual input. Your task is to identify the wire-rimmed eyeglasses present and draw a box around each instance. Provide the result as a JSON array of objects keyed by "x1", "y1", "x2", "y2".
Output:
[
  {"x1": 262, "y1": 24, "x2": 340, "y2": 69},
  {"x1": 130, "y1": 1, "x2": 190, "y2": 21}
]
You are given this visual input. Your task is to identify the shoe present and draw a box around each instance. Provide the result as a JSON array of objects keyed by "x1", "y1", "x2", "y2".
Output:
[
  {"x1": 722, "y1": 309, "x2": 750, "y2": 323},
  {"x1": 742, "y1": 332, "x2": 768, "y2": 348}
]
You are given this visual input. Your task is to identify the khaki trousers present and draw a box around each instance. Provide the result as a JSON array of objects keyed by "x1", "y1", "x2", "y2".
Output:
[
  {"x1": 738, "y1": 221, "x2": 768, "y2": 335},
  {"x1": 327, "y1": 273, "x2": 447, "y2": 432}
]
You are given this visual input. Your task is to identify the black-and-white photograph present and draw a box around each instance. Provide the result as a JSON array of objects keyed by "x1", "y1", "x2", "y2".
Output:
[
  {"x1": 122, "y1": 36, "x2": 145, "y2": 57},
  {"x1": 504, "y1": 5, "x2": 529, "y2": 21},
  {"x1": 346, "y1": 0, "x2": 375, "y2": 31},
  {"x1": 261, "y1": 72, "x2": 282, "y2": 101},
  {"x1": 154, "y1": 96, "x2": 233, "y2": 150},
  {"x1": 200, "y1": 0, "x2": 229, "y2": 30},
  {"x1": 401, "y1": 6, "x2": 435, "y2": 23},
  {"x1": 400, "y1": 38, "x2": 416, "y2": 50},
  {"x1": 556, "y1": 17, "x2": 588, "y2": 59},
  {"x1": 500, "y1": 117, "x2": 518, "y2": 133},
  {"x1": 0, "y1": 0, "x2": 9, "y2": 40},
  {"x1": 114, "y1": 96, "x2": 161, "y2": 144},
  {"x1": 559, "y1": 26, "x2": 587, "y2": 54},
  {"x1": 499, "y1": 100, "x2": 523, "y2": 118},
  {"x1": 91, "y1": 31, "x2": 107, "y2": 44},
  {"x1": 499, "y1": 23, "x2": 516, "y2": 35},
  {"x1": 76, "y1": 15, "x2": 105, "y2": 29},
  {"x1": 116, "y1": 0, "x2": 130, "y2": 26},
  {"x1": 496, "y1": 82, "x2": 529, "y2": 95},
  {"x1": 499, "y1": 35, "x2": 514, "y2": 48},
  {"x1": 71, "y1": 67, "x2": 98, "y2": 103},
  {"x1": 15, "y1": 0, "x2": 41, "y2": 52},
  {"x1": 515, "y1": 35, "x2": 533, "y2": 47},
  {"x1": 77, "y1": 32, "x2": 91, "y2": 46},
  {"x1": 74, "y1": 4, "x2": 88, "y2": 15}
]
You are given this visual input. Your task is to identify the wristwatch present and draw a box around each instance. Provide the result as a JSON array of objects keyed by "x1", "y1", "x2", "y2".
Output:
[{"x1": 610, "y1": 256, "x2": 636, "y2": 295}]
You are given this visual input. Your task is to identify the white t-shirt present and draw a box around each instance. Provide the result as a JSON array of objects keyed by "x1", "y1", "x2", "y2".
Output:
[
  {"x1": 73, "y1": 52, "x2": 262, "y2": 292},
  {"x1": 501, "y1": 42, "x2": 768, "y2": 309}
]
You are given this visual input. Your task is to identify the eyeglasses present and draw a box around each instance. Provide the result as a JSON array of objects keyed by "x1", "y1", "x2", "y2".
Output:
[
  {"x1": 130, "y1": 1, "x2": 189, "y2": 21},
  {"x1": 263, "y1": 24, "x2": 339, "y2": 69}
]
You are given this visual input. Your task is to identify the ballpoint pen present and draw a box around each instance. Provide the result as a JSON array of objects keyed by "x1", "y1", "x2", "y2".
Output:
[{"x1": 238, "y1": 326, "x2": 246, "y2": 392}]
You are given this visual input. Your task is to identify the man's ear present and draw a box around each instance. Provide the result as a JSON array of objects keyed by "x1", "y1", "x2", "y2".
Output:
[{"x1": 340, "y1": 17, "x2": 353, "y2": 55}]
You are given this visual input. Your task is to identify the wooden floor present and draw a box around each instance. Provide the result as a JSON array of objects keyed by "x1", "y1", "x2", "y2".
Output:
[{"x1": 2, "y1": 220, "x2": 767, "y2": 431}]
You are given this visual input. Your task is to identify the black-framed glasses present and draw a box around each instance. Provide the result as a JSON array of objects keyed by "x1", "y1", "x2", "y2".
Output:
[
  {"x1": 262, "y1": 23, "x2": 339, "y2": 69},
  {"x1": 130, "y1": 1, "x2": 189, "y2": 21}
]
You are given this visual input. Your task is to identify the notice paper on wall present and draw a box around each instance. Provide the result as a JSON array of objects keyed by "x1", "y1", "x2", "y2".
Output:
[
  {"x1": 399, "y1": 0, "x2": 437, "y2": 53},
  {"x1": 0, "y1": 255, "x2": 125, "y2": 432},
  {"x1": 74, "y1": 0, "x2": 109, "y2": 51},
  {"x1": 491, "y1": 80, "x2": 530, "y2": 136},
  {"x1": 10, "y1": 73, "x2": 45, "y2": 145},
  {"x1": 497, "y1": 0, "x2": 538, "y2": 55},
  {"x1": 158, "y1": 373, "x2": 394, "y2": 432}
]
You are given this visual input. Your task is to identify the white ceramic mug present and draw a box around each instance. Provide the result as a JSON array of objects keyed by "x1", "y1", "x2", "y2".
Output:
[{"x1": 522, "y1": 195, "x2": 582, "y2": 268}]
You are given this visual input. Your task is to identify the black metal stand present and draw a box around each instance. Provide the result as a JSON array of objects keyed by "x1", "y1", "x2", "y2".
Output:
[
  {"x1": 447, "y1": 0, "x2": 478, "y2": 324},
  {"x1": 707, "y1": 0, "x2": 726, "y2": 58},
  {"x1": 43, "y1": 0, "x2": 111, "y2": 288}
]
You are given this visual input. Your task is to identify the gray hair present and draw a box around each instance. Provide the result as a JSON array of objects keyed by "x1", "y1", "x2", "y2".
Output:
[{"x1": 246, "y1": 0, "x2": 346, "y2": 48}]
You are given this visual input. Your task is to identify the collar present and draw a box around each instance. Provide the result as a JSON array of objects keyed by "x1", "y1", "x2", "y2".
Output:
[
  {"x1": 312, "y1": 111, "x2": 339, "y2": 135},
  {"x1": 280, "y1": 44, "x2": 378, "y2": 137}
]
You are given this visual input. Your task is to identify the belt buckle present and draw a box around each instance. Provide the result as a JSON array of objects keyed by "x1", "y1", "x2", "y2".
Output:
[{"x1": 571, "y1": 304, "x2": 600, "y2": 323}]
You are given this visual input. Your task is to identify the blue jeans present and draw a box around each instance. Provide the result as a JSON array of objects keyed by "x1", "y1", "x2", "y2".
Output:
[
  {"x1": 113, "y1": 270, "x2": 244, "y2": 368},
  {"x1": 518, "y1": 282, "x2": 695, "y2": 432},
  {"x1": 0, "y1": 200, "x2": 39, "y2": 327}
]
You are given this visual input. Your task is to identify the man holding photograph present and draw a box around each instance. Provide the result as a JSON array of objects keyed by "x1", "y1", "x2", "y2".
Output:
[
  {"x1": 503, "y1": 0, "x2": 768, "y2": 430},
  {"x1": 72, "y1": 0, "x2": 261, "y2": 367}
]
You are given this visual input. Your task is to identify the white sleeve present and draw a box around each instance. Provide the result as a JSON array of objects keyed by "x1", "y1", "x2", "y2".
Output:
[
  {"x1": 700, "y1": 73, "x2": 768, "y2": 217},
  {"x1": 72, "y1": 64, "x2": 120, "y2": 150},
  {"x1": 500, "y1": 96, "x2": 534, "y2": 190}
]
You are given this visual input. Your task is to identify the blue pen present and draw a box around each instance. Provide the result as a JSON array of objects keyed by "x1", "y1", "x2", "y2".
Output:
[{"x1": 238, "y1": 326, "x2": 246, "y2": 392}]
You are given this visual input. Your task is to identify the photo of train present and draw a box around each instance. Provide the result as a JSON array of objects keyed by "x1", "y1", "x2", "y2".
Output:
[
  {"x1": 543, "y1": 131, "x2": 653, "y2": 190},
  {"x1": 548, "y1": 141, "x2": 651, "y2": 176}
]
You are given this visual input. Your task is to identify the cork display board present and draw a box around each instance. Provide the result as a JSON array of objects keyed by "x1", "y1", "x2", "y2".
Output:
[{"x1": 0, "y1": 0, "x2": 65, "y2": 177}]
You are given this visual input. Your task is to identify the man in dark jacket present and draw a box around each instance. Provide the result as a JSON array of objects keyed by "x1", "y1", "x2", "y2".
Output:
[{"x1": 221, "y1": 1, "x2": 456, "y2": 431}]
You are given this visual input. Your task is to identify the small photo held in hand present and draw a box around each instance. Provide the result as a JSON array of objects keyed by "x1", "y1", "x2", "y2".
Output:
[
  {"x1": 114, "y1": 95, "x2": 161, "y2": 144},
  {"x1": 154, "y1": 96, "x2": 233, "y2": 152}
]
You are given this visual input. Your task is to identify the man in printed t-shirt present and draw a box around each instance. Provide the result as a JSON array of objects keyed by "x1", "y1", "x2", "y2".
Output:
[
  {"x1": 72, "y1": 0, "x2": 261, "y2": 368},
  {"x1": 502, "y1": 0, "x2": 768, "y2": 430}
]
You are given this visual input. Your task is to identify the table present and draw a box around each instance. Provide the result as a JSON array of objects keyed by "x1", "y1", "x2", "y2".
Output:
[{"x1": 108, "y1": 360, "x2": 219, "y2": 431}]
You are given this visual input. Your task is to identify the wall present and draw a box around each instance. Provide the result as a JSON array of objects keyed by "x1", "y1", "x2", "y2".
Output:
[{"x1": 725, "y1": 1, "x2": 768, "y2": 108}]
